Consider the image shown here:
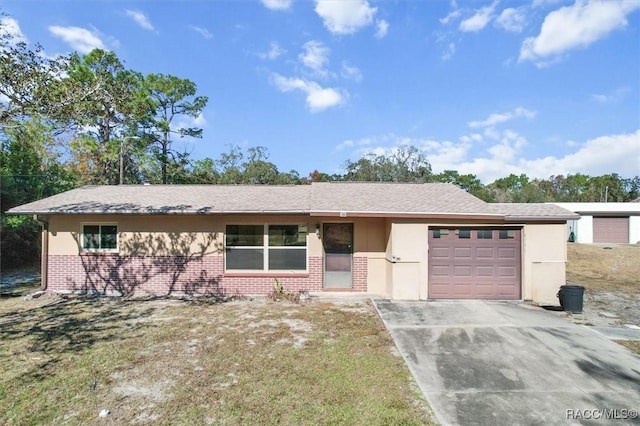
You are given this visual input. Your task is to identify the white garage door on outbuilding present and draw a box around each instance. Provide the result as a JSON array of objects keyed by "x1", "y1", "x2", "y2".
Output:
[
  {"x1": 428, "y1": 228, "x2": 521, "y2": 300},
  {"x1": 592, "y1": 216, "x2": 629, "y2": 243}
]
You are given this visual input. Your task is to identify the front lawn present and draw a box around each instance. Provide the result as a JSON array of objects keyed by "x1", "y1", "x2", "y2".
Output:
[{"x1": 0, "y1": 294, "x2": 433, "y2": 425}]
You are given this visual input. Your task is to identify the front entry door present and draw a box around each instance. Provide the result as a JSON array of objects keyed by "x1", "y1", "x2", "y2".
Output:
[{"x1": 323, "y1": 223, "x2": 353, "y2": 288}]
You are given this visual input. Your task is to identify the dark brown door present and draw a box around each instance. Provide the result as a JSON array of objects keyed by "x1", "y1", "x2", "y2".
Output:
[
  {"x1": 593, "y1": 217, "x2": 629, "y2": 243},
  {"x1": 428, "y1": 228, "x2": 521, "y2": 299}
]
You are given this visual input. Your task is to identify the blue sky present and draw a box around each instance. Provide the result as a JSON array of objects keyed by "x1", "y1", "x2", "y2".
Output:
[{"x1": 1, "y1": 0, "x2": 639, "y2": 182}]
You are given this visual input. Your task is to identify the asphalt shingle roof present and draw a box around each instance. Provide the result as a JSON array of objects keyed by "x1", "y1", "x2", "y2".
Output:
[
  {"x1": 488, "y1": 203, "x2": 580, "y2": 221},
  {"x1": 310, "y1": 182, "x2": 490, "y2": 215},
  {"x1": 6, "y1": 183, "x2": 579, "y2": 220}
]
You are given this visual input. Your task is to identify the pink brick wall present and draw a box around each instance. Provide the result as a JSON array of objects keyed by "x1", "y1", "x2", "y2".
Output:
[{"x1": 47, "y1": 254, "x2": 368, "y2": 296}]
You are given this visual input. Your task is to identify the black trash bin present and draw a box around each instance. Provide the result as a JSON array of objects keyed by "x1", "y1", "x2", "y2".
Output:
[{"x1": 557, "y1": 285, "x2": 585, "y2": 314}]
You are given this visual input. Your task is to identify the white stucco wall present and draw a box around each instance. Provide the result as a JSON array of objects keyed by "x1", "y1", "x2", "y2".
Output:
[
  {"x1": 630, "y1": 217, "x2": 640, "y2": 244},
  {"x1": 388, "y1": 222, "x2": 428, "y2": 300},
  {"x1": 552, "y1": 203, "x2": 640, "y2": 244},
  {"x1": 521, "y1": 223, "x2": 567, "y2": 305}
]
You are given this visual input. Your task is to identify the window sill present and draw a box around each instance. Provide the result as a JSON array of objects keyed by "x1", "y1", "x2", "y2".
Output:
[
  {"x1": 224, "y1": 272, "x2": 309, "y2": 278},
  {"x1": 80, "y1": 251, "x2": 119, "y2": 256}
]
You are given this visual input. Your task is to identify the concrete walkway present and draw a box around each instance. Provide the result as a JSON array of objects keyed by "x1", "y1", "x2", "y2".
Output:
[{"x1": 374, "y1": 300, "x2": 640, "y2": 426}]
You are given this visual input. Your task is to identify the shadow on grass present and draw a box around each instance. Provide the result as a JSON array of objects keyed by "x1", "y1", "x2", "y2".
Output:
[{"x1": 0, "y1": 294, "x2": 232, "y2": 383}]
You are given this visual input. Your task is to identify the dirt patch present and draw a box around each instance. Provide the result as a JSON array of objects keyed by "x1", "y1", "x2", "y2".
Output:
[
  {"x1": 552, "y1": 290, "x2": 640, "y2": 328},
  {"x1": 0, "y1": 296, "x2": 432, "y2": 425},
  {"x1": 557, "y1": 243, "x2": 640, "y2": 334}
]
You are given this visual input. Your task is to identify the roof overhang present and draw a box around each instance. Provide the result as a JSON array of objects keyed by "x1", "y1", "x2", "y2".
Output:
[
  {"x1": 503, "y1": 215, "x2": 579, "y2": 222},
  {"x1": 310, "y1": 210, "x2": 506, "y2": 220}
]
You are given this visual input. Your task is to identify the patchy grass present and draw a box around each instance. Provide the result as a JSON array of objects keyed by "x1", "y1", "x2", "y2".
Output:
[
  {"x1": 615, "y1": 340, "x2": 640, "y2": 355},
  {"x1": 566, "y1": 244, "x2": 640, "y2": 294},
  {"x1": 0, "y1": 267, "x2": 40, "y2": 296},
  {"x1": 0, "y1": 296, "x2": 433, "y2": 425}
]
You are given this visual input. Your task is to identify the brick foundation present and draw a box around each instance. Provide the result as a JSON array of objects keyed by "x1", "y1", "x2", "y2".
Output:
[{"x1": 47, "y1": 254, "x2": 368, "y2": 296}]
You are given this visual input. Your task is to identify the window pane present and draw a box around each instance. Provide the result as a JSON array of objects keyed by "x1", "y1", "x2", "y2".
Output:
[
  {"x1": 499, "y1": 230, "x2": 515, "y2": 239},
  {"x1": 226, "y1": 248, "x2": 264, "y2": 270},
  {"x1": 433, "y1": 229, "x2": 449, "y2": 239},
  {"x1": 477, "y1": 230, "x2": 493, "y2": 239},
  {"x1": 457, "y1": 229, "x2": 471, "y2": 239},
  {"x1": 269, "y1": 225, "x2": 306, "y2": 247},
  {"x1": 83, "y1": 225, "x2": 100, "y2": 249},
  {"x1": 268, "y1": 248, "x2": 306, "y2": 270},
  {"x1": 101, "y1": 225, "x2": 118, "y2": 249},
  {"x1": 226, "y1": 225, "x2": 263, "y2": 246}
]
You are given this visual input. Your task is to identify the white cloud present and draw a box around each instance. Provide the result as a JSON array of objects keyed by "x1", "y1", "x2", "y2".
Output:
[
  {"x1": 341, "y1": 61, "x2": 363, "y2": 82},
  {"x1": 192, "y1": 113, "x2": 207, "y2": 127},
  {"x1": 0, "y1": 17, "x2": 27, "y2": 44},
  {"x1": 314, "y1": 0, "x2": 377, "y2": 35},
  {"x1": 442, "y1": 42, "x2": 456, "y2": 61},
  {"x1": 125, "y1": 10, "x2": 155, "y2": 31},
  {"x1": 335, "y1": 137, "x2": 373, "y2": 152},
  {"x1": 590, "y1": 87, "x2": 630, "y2": 103},
  {"x1": 335, "y1": 129, "x2": 640, "y2": 183},
  {"x1": 440, "y1": 129, "x2": 639, "y2": 182},
  {"x1": 519, "y1": 0, "x2": 640, "y2": 66},
  {"x1": 48, "y1": 25, "x2": 106, "y2": 54},
  {"x1": 272, "y1": 74, "x2": 346, "y2": 112},
  {"x1": 517, "y1": 130, "x2": 640, "y2": 179},
  {"x1": 495, "y1": 7, "x2": 526, "y2": 32},
  {"x1": 468, "y1": 107, "x2": 536, "y2": 129},
  {"x1": 375, "y1": 19, "x2": 389, "y2": 38},
  {"x1": 459, "y1": 1, "x2": 498, "y2": 32},
  {"x1": 440, "y1": 9, "x2": 462, "y2": 25},
  {"x1": 261, "y1": 0, "x2": 293, "y2": 11},
  {"x1": 299, "y1": 40, "x2": 330, "y2": 77},
  {"x1": 190, "y1": 26, "x2": 213, "y2": 39},
  {"x1": 174, "y1": 113, "x2": 207, "y2": 131},
  {"x1": 258, "y1": 41, "x2": 286, "y2": 60},
  {"x1": 421, "y1": 139, "x2": 470, "y2": 166}
]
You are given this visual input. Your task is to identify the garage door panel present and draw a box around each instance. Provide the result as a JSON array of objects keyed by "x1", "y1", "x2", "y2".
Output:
[
  {"x1": 431, "y1": 247, "x2": 451, "y2": 258},
  {"x1": 431, "y1": 265, "x2": 451, "y2": 277},
  {"x1": 496, "y1": 286, "x2": 518, "y2": 297},
  {"x1": 429, "y1": 228, "x2": 521, "y2": 300},
  {"x1": 498, "y1": 266, "x2": 517, "y2": 278},
  {"x1": 476, "y1": 266, "x2": 494, "y2": 277},
  {"x1": 454, "y1": 247, "x2": 472, "y2": 258},
  {"x1": 451, "y1": 283, "x2": 474, "y2": 296},
  {"x1": 476, "y1": 247, "x2": 494, "y2": 258},
  {"x1": 474, "y1": 284, "x2": 496, "y2": 297},
  {"x1": 497, "y1": 247, "x2": 517, "y2": 260},
  {"x1": 593, "y1": 217, "x2": 629, "y2": 243},
  {"x1": 453, "y1": 265, "x2": 472, "y2": 277}
]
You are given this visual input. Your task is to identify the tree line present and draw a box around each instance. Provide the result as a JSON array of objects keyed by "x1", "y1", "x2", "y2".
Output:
[{"x1": 1, "y1": 17, "x2": 638, "y2": 268}]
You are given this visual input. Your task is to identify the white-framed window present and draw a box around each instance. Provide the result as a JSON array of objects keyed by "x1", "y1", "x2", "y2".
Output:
[
  {"x1": 82, "y1": 224, "x2": 118, "y2": 252},
  {"x1": 225, "y1": 224, "x2": 307, "y2": 271}
]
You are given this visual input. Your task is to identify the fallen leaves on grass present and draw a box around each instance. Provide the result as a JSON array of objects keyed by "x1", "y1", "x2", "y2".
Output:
[{"x1": 0, "y1": 296, "x2": 433, "y2": 425}]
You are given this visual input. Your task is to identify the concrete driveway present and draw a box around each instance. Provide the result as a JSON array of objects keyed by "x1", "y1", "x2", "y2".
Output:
[{"x1": 374, "y1": 300, "x2": 640, "y2": 425}]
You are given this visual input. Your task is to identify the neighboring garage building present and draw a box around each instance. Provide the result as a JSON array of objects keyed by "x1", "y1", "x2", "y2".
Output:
[
  {"x1": 7, "y1": 183, "x2": 578, "y2": 305},
  {"x1": 551, "y1": 202, "x2": 640, "y2": 244}
]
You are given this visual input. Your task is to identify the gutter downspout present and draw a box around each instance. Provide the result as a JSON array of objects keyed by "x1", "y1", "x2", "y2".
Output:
[{"x1": 33, "y1": 214, "x2": 48, "y2": 291}]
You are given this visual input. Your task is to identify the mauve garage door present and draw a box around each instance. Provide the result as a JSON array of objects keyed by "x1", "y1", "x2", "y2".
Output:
[
  {"x1": 592, "y1": 217, "x2": 629, "y2": 243},
  {"x1": 428, "y1": 228, "x2": 521, "y2": 299}
]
